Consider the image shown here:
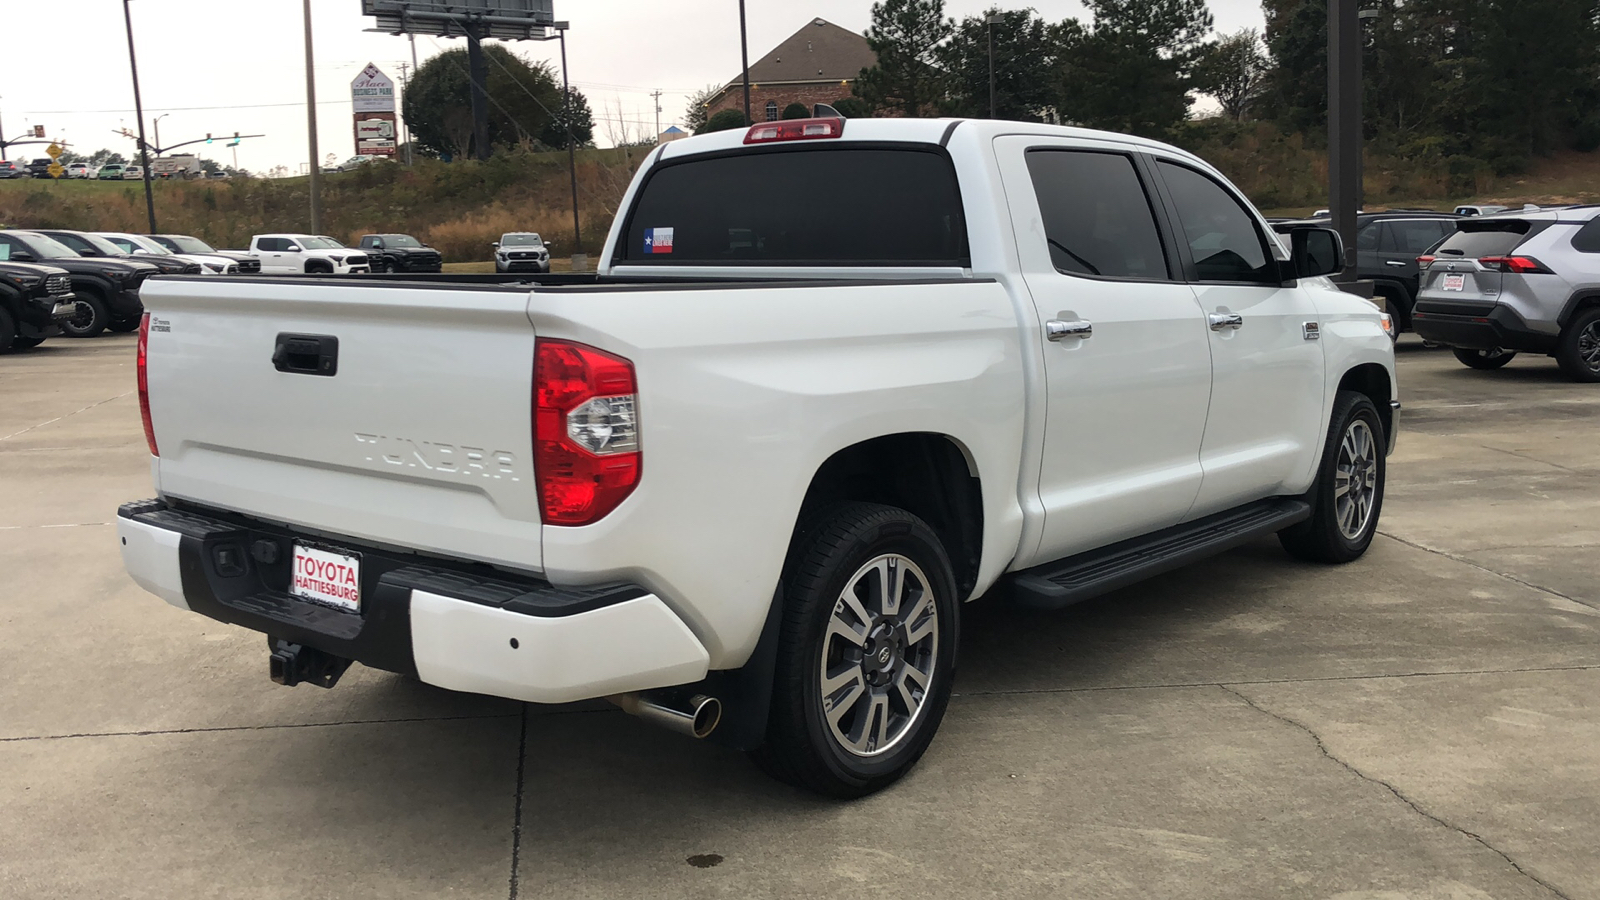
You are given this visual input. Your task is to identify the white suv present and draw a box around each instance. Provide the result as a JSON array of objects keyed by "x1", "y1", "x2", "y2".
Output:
[{"x1": 249, "y1": 234, "x2": 370, "y2": 274}]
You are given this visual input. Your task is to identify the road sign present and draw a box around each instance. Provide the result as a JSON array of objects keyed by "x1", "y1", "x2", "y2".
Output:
[
  {"x1": 46, "y1": 143, "x2": 62, "y2": 160},
  {"x1": 47, "y1": 162, "x2": 64, "y2": 179},
  {"x1": 32, "y1": 125, "x2": 44, "y2": 138}
]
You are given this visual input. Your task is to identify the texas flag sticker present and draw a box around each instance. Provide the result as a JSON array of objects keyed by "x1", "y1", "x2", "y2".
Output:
[{"x1": 643, "y1": 227, "x2": 674, "y2": 254}]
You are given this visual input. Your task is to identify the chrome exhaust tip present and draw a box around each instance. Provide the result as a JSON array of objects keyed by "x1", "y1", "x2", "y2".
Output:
[{"x1": 609, "y1": 691, "x2": 722, "y2": 739}]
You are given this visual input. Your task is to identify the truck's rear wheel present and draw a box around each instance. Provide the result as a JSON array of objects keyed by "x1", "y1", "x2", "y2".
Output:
[
  {"x1": 1280, "y1": 391, "x2": 1386, "y2": 563},
  {"x1": 0, "y1": 307, "x2": 16, "y2": 352},
  {"x1": 751, "y1": 502, "x2": 959, "y2": 798},
  {"x1": 1556, "y1": 307, "x2": 1600, "y2": 383}
]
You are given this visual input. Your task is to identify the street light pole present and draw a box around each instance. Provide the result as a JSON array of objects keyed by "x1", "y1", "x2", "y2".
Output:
[
  {"x1": 986, "y1": 14, "x2": 1004, "y2": 119},
  {"x1": 122, "y1": 0, "x2": 157, "y2": 233},
  {"x1": 153, "y1": 113, "x2": 168, "y2": 158},
  {"x1": 738, "y1": 0, "x2": 752, "y2": 124},
  {"x1": 302, "y1": 0, "x2": 322, "y2": 234},
  {"x1": 557, "y1": 24, "x2": 582, "y2": 263}
]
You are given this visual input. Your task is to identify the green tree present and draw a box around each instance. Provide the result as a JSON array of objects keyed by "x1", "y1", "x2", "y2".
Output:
[
  {"x1": 854, "y1": 0, "x2": 953, "y2": 116},
  {"x1": 403, "y1": 45, "x2": 571, "y2": 159},
  {"x1": 1260, "y1": 0, "x2": 1326, "y2": 135},
  {"x1": 831, "y1": 97, "x2": 873, "y2": 118},
  {"x1": 539, "y1": 88, "x2": 595, "y2": 148},
  {"x1": 781, "y1": 102, "x2": 811, "y2": 119},
  {"x1": 683, "y1": 84, "x2": 722, "y2": 133},
  {"x1": 939, "y1": 7, "x2": 1059, "y2": 120},
  {"x1": 1193, "y1": 28, "x2": 1268, "y2": 121},
  {"x1": 698, "y1": 109, "x2": 748, "y2": 134},
  {"x1": 88, "y1": 148, "x2": 127, "y2": 167},
  {"x1": 1057, "y1": 0, "x2": 1214, "y2": 138}
]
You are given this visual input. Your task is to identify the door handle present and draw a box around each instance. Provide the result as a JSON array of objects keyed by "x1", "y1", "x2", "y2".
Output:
[
  {"x1": 1208, "y1": 313, "x2": 1244, "y2": 331},
  {"x1": 1385, "y1": 260, "x2": 1407, "y2": 267},
  {"x1": 1045, "y1": 319, "x2": 1092, "y2": 341}
]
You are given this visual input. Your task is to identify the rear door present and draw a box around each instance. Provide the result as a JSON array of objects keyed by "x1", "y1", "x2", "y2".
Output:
[
  {"x1": 1149, "y1": 157, "x2": 1326, "y2": 516},
  {"x1": 142, "y1": 279, "x2": 545, "y2": 570},
  {"x1": 995, "y1": 137, "x2": 1213, "y2": 563}
]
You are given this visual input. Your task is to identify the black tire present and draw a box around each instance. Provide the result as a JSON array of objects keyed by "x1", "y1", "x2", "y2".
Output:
[
  {"x1": 0, "y1": 307, "x2": 15, "y2": 352},
  {"x1": 1555, "y1": 307, "x2": 1600, "y2": 383},
  {"x1": 1280, "y1": 391, "x2": 1386, "y2": 563},
  {"x1": 750, "y1": 502, "x2": 960, "y2": 798},
  {"x1": 377, "y1": 258, "x2": 394, "y2": 274},
  {"x1": 11, "y1": 336, "x2": 45, "y2": 349},
  {"x1": 59, "y1": 294, "x2": 108, "y2": 338},
  {"x1": 1453, "y1": 347, "x2": 1516, "y2": 370},
  {"x1": 106, "y1": 318, "x2": 140, "y2": 334}
]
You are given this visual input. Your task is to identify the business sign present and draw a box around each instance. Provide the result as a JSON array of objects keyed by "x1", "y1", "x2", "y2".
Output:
[
  {"x1": 354, "y1": 112, "x2": 399, "y2": 157},
  {"x1": 351, "y1": 63, "x2": 396, "y2": 113}
]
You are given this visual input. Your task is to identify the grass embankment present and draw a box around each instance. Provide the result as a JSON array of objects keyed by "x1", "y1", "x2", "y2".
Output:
[{"x1": 0, "y1": 146, "x2": 651, "y2": 262}]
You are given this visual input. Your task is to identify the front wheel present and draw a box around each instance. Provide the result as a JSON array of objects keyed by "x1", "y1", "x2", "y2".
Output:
[
  {"x1": 1556, "y1": 307, "x2": 1600, "y2": 383},
  {"x1": 59, "y1": 295, "x2": 108, "y2": 338},
  {"x1": 751, "y1": 502, "x2": 960, "y2": 798},
  {"x1": 1453, "y1": 347, "x2": 1516, "y2": 370},
  {"x1": 10, "y1": 336, "x2": 45, "y2": 349},
  {"x1": 1280, "y1": 391, "x2": 1386, "y2": 563}
]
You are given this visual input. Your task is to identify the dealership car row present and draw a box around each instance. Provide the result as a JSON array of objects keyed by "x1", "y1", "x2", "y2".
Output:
[{"x1": 0, "y1": 229, "x2": 456, "y2": 352}]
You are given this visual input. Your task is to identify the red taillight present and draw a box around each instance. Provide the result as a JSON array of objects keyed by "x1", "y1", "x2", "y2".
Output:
[
  {"x1": 1416, "y1": 255, "x2": 1435, "y2": 268},
  {"x1": 533, "y1": 340, "x2": 640, "y2": 526},
  {"x1": 137, "y1": 312, "x2": 158, "y2": 457},
  {"x1": 743, "y1": 117, "x2": 845, "y2": 144},
  {"x1": 1479, "y1": 255, "x2": 1550, "y2": 274}
]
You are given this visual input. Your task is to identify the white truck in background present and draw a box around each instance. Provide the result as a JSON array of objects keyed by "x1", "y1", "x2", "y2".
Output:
[
  {"x1": 118, "y1": 117, "x2": 1398, "y2": 797},
  {"x1": 150, "y1": 154, "x2": 202, "y2": 179}
]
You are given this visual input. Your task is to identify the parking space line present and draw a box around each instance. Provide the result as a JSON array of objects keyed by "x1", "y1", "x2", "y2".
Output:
[
  {"x1": 0, "y1": 390, "x2": 132, "y2": 442},
  {"x1": 1379, "y1": 530, "x2": 1599, "y2": 611}
]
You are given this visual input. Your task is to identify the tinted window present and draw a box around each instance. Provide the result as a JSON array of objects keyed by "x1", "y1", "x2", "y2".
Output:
[
  {"x1": 1356, "y1": 222, "x2": 1380, "y2": 251},
  {"x1": 258, "y1": 238, "x2": 284, "y2": 252},
  {"x1": 1572, "y1": 218, "x2": 1600, "y2": 253},
  {"x1": 51, "y1": 233, "x2": 95, "y2": 254},
  {"x1": 1024, "y1": 150, "x2": 1168, "y2": 280},
  {"x1": 1434, "y1": 222, "x2": 1533, "y2": 258},
  {"x1": 1384, "y1": 219, "x2": 1451, "y2": 254},
  {"x1": 621, "y1": 147, "x2": 969, "y2": 265},
  {"x1": 1157, "y1": 161, "x2": 1275, "y2": 283}
]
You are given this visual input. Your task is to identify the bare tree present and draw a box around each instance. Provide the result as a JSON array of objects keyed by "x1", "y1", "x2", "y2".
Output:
[{"x1": 1194, "y1": 28, "x2": 1268, "y2": 122}]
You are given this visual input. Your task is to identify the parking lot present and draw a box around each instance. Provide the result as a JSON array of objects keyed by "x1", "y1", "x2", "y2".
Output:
[{"x1": 2, "y1": 334, "x2": 1596, "y2": 899}]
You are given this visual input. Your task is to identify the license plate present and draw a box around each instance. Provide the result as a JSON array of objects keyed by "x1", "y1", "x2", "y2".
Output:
[
  {"x1": 290, "y1": 543, "x2": 362, "y2": 612},
  {"x1": 1442, "y1": 274, "x2": 1466, "y2": 292}
]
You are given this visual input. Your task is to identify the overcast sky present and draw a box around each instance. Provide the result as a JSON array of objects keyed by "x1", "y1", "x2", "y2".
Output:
[{"x1": 1, "y1": 0, "x2": 1266, "y2": 173}]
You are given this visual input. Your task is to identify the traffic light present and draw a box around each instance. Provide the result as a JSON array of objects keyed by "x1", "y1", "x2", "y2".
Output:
[
  {"x1": 206, "y1": 133, "x2": 213, "y2": 143},
  {"x1": 32, "y1": 125, "x2": 44, "y2": 138}
]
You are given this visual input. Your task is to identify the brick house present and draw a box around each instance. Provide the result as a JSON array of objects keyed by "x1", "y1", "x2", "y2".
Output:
[{"x1": 703, "y1": 18, "x2": 877, "y2": 122}]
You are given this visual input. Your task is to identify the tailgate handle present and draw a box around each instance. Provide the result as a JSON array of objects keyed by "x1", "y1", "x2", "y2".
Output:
[{"x1": 273, "y1": 333, "x2": 339, "y2": 376}]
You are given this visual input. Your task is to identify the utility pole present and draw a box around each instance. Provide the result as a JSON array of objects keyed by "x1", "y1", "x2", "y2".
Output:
[
  {"x1": 738, "y1": 0, "x2": 752, "y2": 124},
  {"x1": 302, "y1": 0, "x2": 322, "y2": 233},
  {"x1": 122, "y1": 0, "x2": 157, "y2": 233},
  {"x1": 398, "y1": 61, "x2": 413, "y2": 165},
  {"x1": 651, "y1": 89, "x2": 662, "y2": 140},
  {"x1": 153, "y1": 113, "x2": 168, "y2": 158},
  {"x1": 557, "y1": 24, "x2": 582, "y2": 263},
  {"x1": 1327, "y1": 0, "x2": 1360, "y2": 282},
  {"x1": 465, "y1": 21, "x2": 491, "y2": 160},
  {"x1": 986, "y1": 13, "x2": 1003, "y2": 119}
]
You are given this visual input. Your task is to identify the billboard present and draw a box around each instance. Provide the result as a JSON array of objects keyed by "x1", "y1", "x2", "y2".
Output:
[
  {"x1": 361, "y1": 0, "x2": 555, "y2": 40},
  {"x1": 351, "y1": 63, "x2": 396, "y2": 114},
  {"x1": 354, "y1": 112, "x2": 399, "y2": 157}
]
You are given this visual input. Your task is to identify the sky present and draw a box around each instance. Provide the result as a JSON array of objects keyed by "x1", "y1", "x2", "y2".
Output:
[{"x1": 0, "y1": 0, "x2": 1267, "y2": 174}]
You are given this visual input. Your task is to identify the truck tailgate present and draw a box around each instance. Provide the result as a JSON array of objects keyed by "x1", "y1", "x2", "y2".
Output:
[{"x1": 143, "y1": 278, "x2": 544, "y2": 572}]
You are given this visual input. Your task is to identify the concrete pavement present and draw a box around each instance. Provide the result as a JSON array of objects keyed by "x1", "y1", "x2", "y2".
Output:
[{"x1": 2, "y1": 335, "x2": 1595, "y2": 899}]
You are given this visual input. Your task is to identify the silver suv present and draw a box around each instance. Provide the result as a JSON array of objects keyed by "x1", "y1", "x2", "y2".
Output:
[{"x1": 1412, "y1": 206, "x2": 1600, "y2": 381}]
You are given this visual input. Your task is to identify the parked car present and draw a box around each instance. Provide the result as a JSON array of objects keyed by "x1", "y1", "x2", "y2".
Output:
[
  {"x1": 119, "y1": 118, "x2": 1398, "y2": 797},
  {"x1": 0, "y1": 260, "x2": 74, "y2": 352},
  {"x1": 25, "y1": 158, "x2": 54, "y2": 178},
  {"x1": 358, "y1": 233, "x2": 443, "y2": 273},
  {"x1": 1274, "y1": 211, "x2": 1462, "y2": 335},
  {"x1": 35, "y1": 229, "x2": 202, "y2": 276},
  {"x1": 0, "y1": 160, "x2": 30, "y2": 179},
  {"x1": 1412, "y1": 205, "x2": 1600, "y2": 381},
  {"x1": 1454, "y1": 204, "x2": 1509, "y2": 217},
  {"x1": 97, "y1": 164, "x2": 125, "y2": 180},
  {"x1": 97, "y1": 232, "x2": 238, "y2": 275},
  {"x1": 122, "y1": 165, "x2": 145, "y2": 180},
  {"x1": 147, "y1": 234, "x2": 260, "y2": 273},
  {"x1": 0, "y1": 230, "x2": 156, "y2": 336},
  {"x1": 247, "y1": 233, "x2": 370, "y2": 274},
  {"x1": 493, "y1": 232, "x2": 550, "y2": 272},
  {"x1": 66, "y1": 162, "x2": 94, "y2": 179}
]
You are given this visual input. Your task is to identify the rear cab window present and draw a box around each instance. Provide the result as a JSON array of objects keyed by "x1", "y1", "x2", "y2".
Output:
[
  {"x1": 1433, "y1": 220, "x2": 1541, "y2": 258},
  {"x1": 617, "y1": 146, "x2": 969, "y2": 266}
]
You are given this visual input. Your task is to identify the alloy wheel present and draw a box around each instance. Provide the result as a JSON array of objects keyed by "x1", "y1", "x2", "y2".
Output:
[
  {"x1": 1334, "y1": 419, "x2": 1379, "y2": 540},
  {"x1": 818, "y1": 554, "x2": 939, "y2": 758},
  {"x1": 1579, "y1": 321, "x2": 1600, "y2": 373}
]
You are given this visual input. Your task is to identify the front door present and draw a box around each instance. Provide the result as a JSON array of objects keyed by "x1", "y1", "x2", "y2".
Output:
[
  {"x1": 996, "y1": 137, "x2": 1214, "y2": 565},
  {"x1": 1149, "y1": 158, "x2": 1326, "y2": 517}
]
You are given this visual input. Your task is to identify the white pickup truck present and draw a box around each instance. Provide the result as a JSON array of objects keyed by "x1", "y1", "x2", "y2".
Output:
[{"x1": 118, "y1": 118, "x2": 1398, "y2": 797}]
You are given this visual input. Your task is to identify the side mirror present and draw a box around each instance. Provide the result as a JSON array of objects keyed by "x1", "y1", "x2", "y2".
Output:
[
  {"x1": 12, "y1": 251, "x2": 35, "y2": 262},
  {"x1": 285, "y1": 244, "x2": 300, "y2": 252},
  {"x1": 491, "y1": 242, "x2": 500, "y2": 248},
  {"x1": 1289, "y1": 226, "x2": 1343, "y2": 279},
  {"x1": 133, "y1": 248, "x2": 150, "y2": 254}
]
